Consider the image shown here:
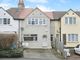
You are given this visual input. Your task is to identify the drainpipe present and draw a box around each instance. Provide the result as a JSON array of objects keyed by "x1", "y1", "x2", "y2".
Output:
[{"x1": 60, "y1": 18, "x2": 65, "y2": 57}]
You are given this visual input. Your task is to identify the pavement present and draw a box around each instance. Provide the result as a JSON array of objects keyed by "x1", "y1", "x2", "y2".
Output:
[{"x1": 0, "y1": 49, "x2": 63, "y2": 60}]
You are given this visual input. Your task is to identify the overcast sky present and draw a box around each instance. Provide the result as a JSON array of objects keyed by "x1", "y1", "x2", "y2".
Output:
[{"x1": 0, "y1": 0, "x2": 80, "y2": 11}]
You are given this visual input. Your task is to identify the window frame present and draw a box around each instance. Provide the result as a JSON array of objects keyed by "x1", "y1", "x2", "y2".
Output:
[
  {"x1": 24, "y1": 34, "x2": 37, "y2": 41},
  {"x1": 0, "y1": 18, "x2": 10, "y2": 25},
  {"x1": 0, "y1": 18, "x2": 3, "y2": 24},
  {"x1": 27, "y1": 18, "x2": 46, "y2": 25},
  {"x1": 68, "y1": 34, "x2": 78, "y2": 42},
  {"x1": 65, "y1": 17, "x2": 76, "y2": 24}
]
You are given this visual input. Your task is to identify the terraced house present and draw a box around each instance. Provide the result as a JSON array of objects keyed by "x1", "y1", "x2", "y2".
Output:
[
  {"x1": 1, "y1": 0, "x2": 80, "y2": 49},
  {"x1": 0, "y1": 7, "x2": 19, "y2": 34}
]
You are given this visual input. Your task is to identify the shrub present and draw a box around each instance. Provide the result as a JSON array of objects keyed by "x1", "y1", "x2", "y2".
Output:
[{"x1": 0, "y1": 48, "x2": 23, "y2": 58}]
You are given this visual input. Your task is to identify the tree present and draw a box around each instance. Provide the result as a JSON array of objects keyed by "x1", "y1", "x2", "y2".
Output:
[{"x1": 0, "y1": 34, "x2": 17, "y2": 49}]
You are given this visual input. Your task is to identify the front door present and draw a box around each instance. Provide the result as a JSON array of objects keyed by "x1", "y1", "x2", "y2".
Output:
[{"x1": 42, "y1": 35, "x2": 47, "y2": 47}]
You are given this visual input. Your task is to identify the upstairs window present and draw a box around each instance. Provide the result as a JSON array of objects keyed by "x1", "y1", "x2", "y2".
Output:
[
  {"x1": 32, "y1": 19, "x2": 35, "y2": 25},
  {"x1": 0, "y1": 18, "x2": 2, "y2": 24},
  {"x1": 43, "y1": 19, "x2": 46, "y2": 24},
  {"x1": 28, "y1": 18, "x2": 46, "y2": 25},
  {"x1": 0, "y1": 18, "x2": 10, "y2": 25},
  {"x1": 3, "y1": 18, "x2": 7, "y2": 24},
  {"x1": 39, "y1": 19, "x2": 43, "y2": 24},
  {"x1": 65, "y1": 17, "x2": 76, "y2": 24},
  {"x1": 3, "y1": 18, "x2": 10, "y2": 24},
  {"x1": 35, "y1": 19, "x2": 38, "y2": 24}
]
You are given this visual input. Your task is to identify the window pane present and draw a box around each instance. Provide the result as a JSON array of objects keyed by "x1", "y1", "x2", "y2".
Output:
[
  {"x1": 43, "y1": 19, "x2": 45, "y2": 24},
  {"x1": 32, "y1": 19, "x2": 35, "y2": 25},
  {"x1": 31, "y1": 34, "x2": 37, "y2": 36},
  {"x1": 35, "y1": 37, "x2": 37, "y2": 41},
  {"x1": 35, "y1": 19, "x2": 38, "y2": 24},
  {"x1": 69, "y1": 17, "x2": 72, "y2": 24},
  {"x1": 68, "y1": 34, "x2": 78, "y2": 42},
  {"x1": 75, "y1": 34, "x2": 78, "y2": 41},
  {"x1": 28, "y1": 19, "x2": 31, "y2": 24},
  {"x1": 24, "y1": 37, "x2": 33, "y2": 41},
  {"x1": 68, "y1": 34, "x2": 70, "y2": 41},
  {"x1": 3, "y1": 18, "x2": 7, "y2": 24},
  {"x1": 8, "y1": 19, "x2": 10, "y2": 24},
  {"x1": 24, "y1": 34, "x2": 37, "y2": 41},
  {"x1": 73, "y1": 17, "x2": 76, "y2": 24},
  {"x1": 39, "y1": 19, "x2": 42, "y2": 24},
  {"x1": 31, "y1": 19, "x2": 34, "y2": 24},
  {"x1": 65, "y1": 17, "x2": 68, "y2": 24},
  {"x1": 0, "y1": 18, "x2": 2, "y2": 24},
  {"x1": 72, "y1": 34, "x2": 74, "y2": 41}
]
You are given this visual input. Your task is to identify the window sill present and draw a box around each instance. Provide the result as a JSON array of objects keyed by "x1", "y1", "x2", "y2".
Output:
[
  {"x1": 27, "y1": 24, "x2": 47, "y2": 25},
  {"x1": 67, "y1": 41, "x2": 79, "y2": 43},
  {"x1": 64, "y1": 24, "x2": 77, "y2": 25},
  {"x1": 27, "y1": 24, "x2": 47, "y2": 27},
  {"x1": 0, "y1": 24, "x2": 11, "y2": 26}
]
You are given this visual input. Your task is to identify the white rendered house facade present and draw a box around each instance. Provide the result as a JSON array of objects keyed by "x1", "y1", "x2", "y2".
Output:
[
  {"x1": 21, "y1": 8, "x2": 52, "y2": 49},
  {"x1": 0, "y1": 7, "x2": 19, "y2": 34}
]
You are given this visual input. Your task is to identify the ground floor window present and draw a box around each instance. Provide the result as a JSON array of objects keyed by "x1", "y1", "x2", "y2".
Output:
[
  {"x1": 24, "y1": 34, "x2": 37, "y2": 41},
  {"x1": 68, "y1": 34, "x2": 78, "y2": 42}
]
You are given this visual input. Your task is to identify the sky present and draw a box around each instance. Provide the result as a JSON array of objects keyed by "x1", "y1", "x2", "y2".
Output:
[{"x1": 0, "y1": 0, "x2": 80, "y2": 11}]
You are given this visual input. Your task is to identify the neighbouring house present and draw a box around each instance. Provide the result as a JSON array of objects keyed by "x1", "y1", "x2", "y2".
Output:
[
  {"x1": 52, "y1": 9, "x2": 80, "y2": 49},
  {"x1": 61, "y1": 9, "x2": 80, "y2": 48},
  {"x1": 0, "y1": 7, "x2": 19, "y2": 48},
  {"x1": 0, "y1": 7, "x2": 19, "y2": 34}
]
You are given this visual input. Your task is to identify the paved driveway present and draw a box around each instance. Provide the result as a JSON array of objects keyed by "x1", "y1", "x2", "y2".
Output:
[
  {"x1": 0, "y1": 49, "x2": 63, "y2": 60},
  {"x1": 67, "y1": 53, "x2": 80, "y2": 60}
]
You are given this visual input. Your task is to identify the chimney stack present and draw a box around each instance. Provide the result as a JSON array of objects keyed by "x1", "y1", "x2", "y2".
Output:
[{"x1": 18, "y1": 0, "x2": 25, "y2": 11}]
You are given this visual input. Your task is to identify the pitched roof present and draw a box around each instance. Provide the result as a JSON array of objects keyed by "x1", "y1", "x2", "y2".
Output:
[
  {"x1": 75, "y1": 12, "x2": 80, "y2": 17},
  {"x1": 7, "y1": 8, "x2": 33, "y2": 19},
  {"x1": 7, "y1": 8, "x2": 54, "y2": 19},
  {"x1": 45, "y1": 12, "x2": 53, "y2": 19},
  {"x1": 53, "y1": 11, "x2": 66, "y2": 19},
  {"x1": 7, "y1": 8, "x2": 80, "y2": 20}
]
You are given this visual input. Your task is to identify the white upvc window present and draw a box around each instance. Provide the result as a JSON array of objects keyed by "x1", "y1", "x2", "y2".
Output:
[
  {"x1": 35, "y1": 18, "x2": 38, "y2": 24},
  {"x1": 0, "y1": 18, "x2": 10, "y2": 25},
  {"x1": 3, "y1": 18, "x2": 10, "y2": 24},
  {"x1": 65, "y1": 17, "x2": 76, "y2": 24},
  {"x1": 28, "y1": 18, "x2": 31, "y2": 24},
  {"x1": 39, "y1": 19, "x2": 43, "y2": 24},
  {"x1": 28, "y1": 18, "x2": 46, "y2": 25},
  {"x1": 0, "y1": 18, "x2": 2, "y2": 24},
  {"x1": 73, "y1": 17, "x2": 76, "y2": 24},
  {"x1": 24, "y1": 34, "x2": 37, "y2": 41},
  {"x1": 68, "y1": 34, "x2": 78, "y2": 42},
  {"x1": 43, "y1": 19, "x2": 46, "y2": 24}
]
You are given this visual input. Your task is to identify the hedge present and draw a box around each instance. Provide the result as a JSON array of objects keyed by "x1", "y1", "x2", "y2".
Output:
[{"x1": 0, "y1": 48, "x2": 23, "y2": 58}]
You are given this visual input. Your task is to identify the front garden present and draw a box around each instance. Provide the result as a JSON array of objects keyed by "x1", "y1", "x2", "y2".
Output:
[{"x1": 0, "y1": 34, "x2": 23, "y2": 58}]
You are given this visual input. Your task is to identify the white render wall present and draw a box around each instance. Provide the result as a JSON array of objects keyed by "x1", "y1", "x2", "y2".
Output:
[
  {"x1": 21, "y1": 8, "x2": 51, "y2": 49},
  {"x1": 0, "y1": 8, "x2": 19, "y2": 33}
]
